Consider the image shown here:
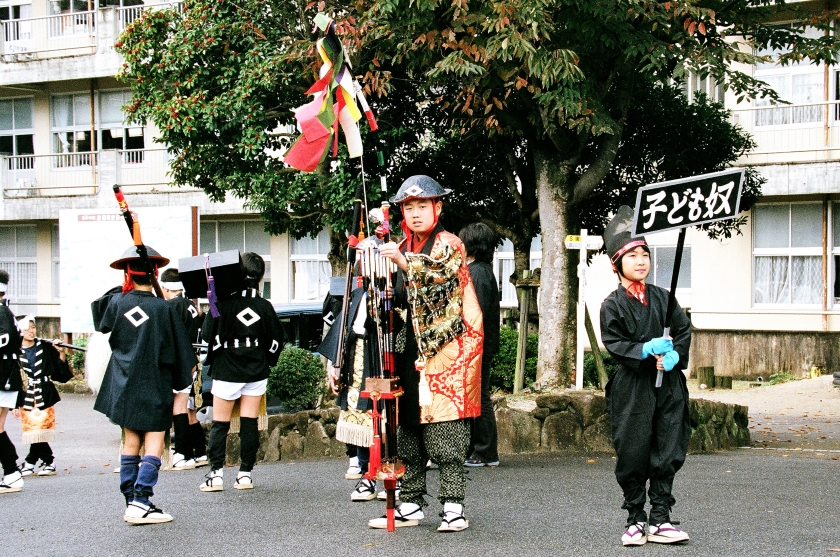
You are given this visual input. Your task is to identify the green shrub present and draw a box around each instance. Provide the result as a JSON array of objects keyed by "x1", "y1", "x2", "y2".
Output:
[
  {"x1": 768, "y1": 370, "x2": 797, "y2": 385},
  {"x1": 267, "y1": 348, "x2": 326, "y2": 412},
  {"x1": 583, "y1": 350, "x2": 620, "y2": 389},
  {"x1": 68, "y1": 336, "x2": 88, "y2": 377},
  {"x1": 489, "y1": 327, "x2": 538, "y2": 391}
]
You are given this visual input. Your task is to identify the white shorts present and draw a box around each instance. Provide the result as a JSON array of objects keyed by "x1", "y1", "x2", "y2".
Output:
[
  {"x1": 0, "y1": 390, "x2": 18, "y2": 409},
  {"x1": 211, "y1": 379, "x2": 267, "y2": 401}
]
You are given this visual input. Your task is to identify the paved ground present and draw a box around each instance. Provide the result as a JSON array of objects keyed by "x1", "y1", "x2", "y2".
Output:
[{"x1": 2, "y1": 391, "x2": 840, "y2": 556}]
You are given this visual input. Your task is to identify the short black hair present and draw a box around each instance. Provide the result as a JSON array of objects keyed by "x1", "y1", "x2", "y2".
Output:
[
  {"x1": 126, "y1": 261, "x2": 153, "y2": 286},
  {"x1": 241, "y1": 252, "x2": 265, "y2": 289},
  {"x1": 160, "y1": 268, "x2": 180, "y2": 283},
  {"x1": 0, "y1": 270, "x2": 8, "y2": 284},
  {"x1": 458, "y1": 223, "x2": 497, "y2": 264}
]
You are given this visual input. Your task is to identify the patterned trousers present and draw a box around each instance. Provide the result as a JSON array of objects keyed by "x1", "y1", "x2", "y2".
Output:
[{"x1": 397, "y1": 420, "x2": 470, "y2": 507}]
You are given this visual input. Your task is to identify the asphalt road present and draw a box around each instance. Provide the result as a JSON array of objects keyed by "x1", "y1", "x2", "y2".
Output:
[{"x1": 2, "y1": 394, "x2": 840, "y2": 557}]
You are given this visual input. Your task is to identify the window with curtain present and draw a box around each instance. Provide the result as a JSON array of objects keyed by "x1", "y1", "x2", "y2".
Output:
[
  {"x1": 493, "y1": 236, "x2": 542, "y2": 308},
  {"x1": 754, "y1": 26, "x2": 825, "y2": 127},
  {"x1": 0, "y1": 225, "x2": 37, "y2": 303},
  {"x1": 753, "y1": 203, "x2": 823, "y2": 306},
  {"x1": 648, "y1": 246, "x2": 692, "y2": 290},
  {"x1": 0, "y1": 97, "x2": 34, "y2": 160},
  {"x1": 100, "y1": 89, "x2": 144, "y2": 153},
  {"x1": 290, "y1": 228, "x2": 331, "y2": 302},
  {"x1": 52, "y1": 224, "x2": 60, "y2": 300},
  {"x1": 200, "y1": 220, "x2": 272, "y2": 298},
  {"x1": 51, "y1": 93, "x2": 94, "y2": 166}
]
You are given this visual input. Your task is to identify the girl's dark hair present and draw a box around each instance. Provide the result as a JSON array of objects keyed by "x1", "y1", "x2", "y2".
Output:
[
  {"x1": 241, "y1": 252, "x2": 265, "y2": 289},
  {"x1": 458, "y1": 223, "x2": 497, "y2": 264},
  {"x1": 615, "y1": 245, "x2": 651, "y2": 277}
]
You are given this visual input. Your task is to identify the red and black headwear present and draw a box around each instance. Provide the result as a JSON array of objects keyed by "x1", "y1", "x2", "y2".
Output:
[
  {"x1": 604, "y1": 205, "x2": 649, "y2": 274},
  {"x1": 110, "y1": 245, "x2": 169, "y2": 293}
]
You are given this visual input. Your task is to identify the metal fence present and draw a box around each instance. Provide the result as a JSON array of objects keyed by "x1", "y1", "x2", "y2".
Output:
[{"x1": 1, "y1": 10, "x2": 96, "y2": 56}]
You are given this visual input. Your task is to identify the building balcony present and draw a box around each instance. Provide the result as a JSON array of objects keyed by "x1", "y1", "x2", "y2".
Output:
[
  {"x1": 0, "y1": 2, "x2": 180, "y2": 86},
  {"x1": 732, "y1": 100, "x2": 840, "y2": 166},
  {"x1": 0, "y1": 147, "x2": 249, "y2": 220}
]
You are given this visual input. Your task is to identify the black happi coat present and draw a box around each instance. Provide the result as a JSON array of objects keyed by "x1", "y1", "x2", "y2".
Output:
[
  {"x1": 169, "y1": 293, "x2": 202, "y2": 343},
  {"x1": 600, "y1": 283, "x2": 691, "y2": 518},
  {"x1": 318, "y1": 287, "x2": 375, "y2": 413},
  {"x1": 94, "y1": 290, "x2": 195, "y2": 432},
  {"x1": 0, "y1": 300, "x2": 22, "y2": 393},
  {"x1": 201, "y1": 288, "x2": 283, "y2": 383},
  {"x1": 17, "y1": 339, "x2": 73, "y2": 410}
]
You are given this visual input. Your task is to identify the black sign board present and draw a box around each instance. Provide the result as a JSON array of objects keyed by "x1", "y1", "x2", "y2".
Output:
[{"x1": 631, "y1": 168, "x2": 745, "y2": 236}]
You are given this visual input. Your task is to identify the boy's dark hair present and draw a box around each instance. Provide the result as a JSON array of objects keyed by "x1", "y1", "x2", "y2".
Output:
[
  {"x1": 458, "y1": 223, "x2": 497, "y2": 264},
  {"x1": 0, "y1": 270, "x2": 8, "y2": 284},
  {"x1": 241, "y1": 252, "x2": 265, "y2": 289},
  {"x1": 160, "y1": 268, "x2": 180, "y2": 283},
  {"x1": 126, "y1": 261, "x2": 153, "y2": 286}
]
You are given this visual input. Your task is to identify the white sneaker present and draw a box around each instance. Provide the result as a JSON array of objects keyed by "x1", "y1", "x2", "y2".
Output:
[
  {"x1": 123, "y1": 501, "x2": 173, "y2": 524},
  {"x1": 368, "y1": 502, "x2": 424, "y2": 528},
  {"x1": 234, "y1": 471, "x2": 253, "y2": 490},
  {"x1": 648, "y1": 522, "x2": 689, "y2": 544},
  {"x1": 345, "y1": 456, "x2": 363, "y2": 480},
  {"x1": 199, "y1": 468, "x2": 223, "y2": 492},
  {"x1": 0, "y1": 471, "x2": 23, "y2": 493},
  {"x1": 20, "y1": 462, "x2": 36, "y2": 477},
  {"x1": 437, "y1": 502, "x2": 469, "y2": 532},
  {"x1": 351, "y1": 479, "x2": 377, "y2": 501},
  {"x1": 168, "y1": 453, "x2": 196, "y2": 471},
  {"x1": 37, "y1": 463, "x2": 57, "y2": 476},
  {"x1": 194, "y1": 455, "x2": 209, "y2": 468},
  {"x1": 621, "y1": 522, "x2": 647, "y2": 546}
]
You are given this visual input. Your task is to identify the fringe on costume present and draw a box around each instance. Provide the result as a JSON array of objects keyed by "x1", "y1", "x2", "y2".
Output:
[
  {"x1": 85, "y1": 332, "x2": 112, "y2": 394},
  {"x1": 336, "y1": 420, "x2": 372, "y2": 447},
  {"x1": 335, "y1": 338, "x2": 373, "y2": 446},
  {"x1": 20, "y1": 406, "x2": 56, "y2": 445},
  {"x1": 229, "y1": 394, "x2": 268, "y2": 433}
]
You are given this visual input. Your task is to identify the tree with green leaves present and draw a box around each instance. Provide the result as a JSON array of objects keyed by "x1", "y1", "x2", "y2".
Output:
[{"x1": 354, "y1": 0, "x2": 840, "y2": 385}]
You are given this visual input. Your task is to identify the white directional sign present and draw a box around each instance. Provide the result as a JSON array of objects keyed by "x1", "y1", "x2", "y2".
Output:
[{"x1": 564, "y1": 235, "x2": 603, "y2": 250}]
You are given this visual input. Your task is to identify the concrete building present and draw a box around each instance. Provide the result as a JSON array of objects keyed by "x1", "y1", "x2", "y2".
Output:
[{"x1": 0, "y1": 1, "x2": 332, "y2": 332}]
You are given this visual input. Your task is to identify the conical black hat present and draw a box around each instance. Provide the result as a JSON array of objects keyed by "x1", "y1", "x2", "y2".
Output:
[
  {"x1": 604, "y1": 205, "x2": 647, "y2": 262},
  {"x1": 110, "y1": 245, "x2": 170, "y2": 270}
]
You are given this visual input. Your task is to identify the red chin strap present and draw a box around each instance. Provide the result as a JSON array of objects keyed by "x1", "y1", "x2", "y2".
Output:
[
  {"x1": 626, "y1": 281, "x2": 647, "y2": 305},
  {"x1": 122, "y1": 265, "x2": 159, "y2": 293}
]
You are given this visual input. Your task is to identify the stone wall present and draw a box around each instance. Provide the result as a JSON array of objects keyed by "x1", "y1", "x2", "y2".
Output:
[{"x1": 216, "y1": 390, "x2": 750, "y2": 465}]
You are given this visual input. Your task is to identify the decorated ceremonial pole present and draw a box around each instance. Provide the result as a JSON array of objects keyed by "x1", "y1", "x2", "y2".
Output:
[{"x1": 631, "y1": 168, "x2": 746, "y2": 387}]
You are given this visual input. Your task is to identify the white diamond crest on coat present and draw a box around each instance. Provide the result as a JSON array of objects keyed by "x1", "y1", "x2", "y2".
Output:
[
  {"x1": 125, "y1": 307, "x2": 150, "y2": 327},
  {"x1": 237, "y1": 308, "x2": 261, "y2": 327},
  {"x1": 188, "y1": 305, "x2": 198, "y2": 318}
]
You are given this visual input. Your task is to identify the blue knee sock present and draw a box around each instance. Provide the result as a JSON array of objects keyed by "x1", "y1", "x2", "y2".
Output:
[
  {"x1": 133, "y1": 455, "x2": 162, "y2": 505},
  {"x1": 119, "y1": 454, "x2": 141, "y2": 505}
]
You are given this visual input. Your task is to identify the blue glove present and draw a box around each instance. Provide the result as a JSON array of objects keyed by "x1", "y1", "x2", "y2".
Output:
[
  {"x1": 642, "y1": 337, "x2": 673, "y2": 359},
  {"x1": 662, "y1": 350, "x2": 680, "y2": 372}
]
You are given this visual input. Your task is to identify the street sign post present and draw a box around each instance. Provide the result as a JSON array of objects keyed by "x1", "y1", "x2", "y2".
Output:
[{"x1": 565, "y1": 230, "x2": 603, "y2": 390}]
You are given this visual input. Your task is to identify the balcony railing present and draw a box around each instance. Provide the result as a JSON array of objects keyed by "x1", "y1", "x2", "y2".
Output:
[
  {"x1": 117, "y1": 2, "x2": 181, "y2": 32},
  {"x1": 116, "y1": 148, "x2": 174, "y2": 189},
  {"x1": 2, "y1": 153, "x2": 98, "y2": 197},
  {"x1": 1, "y1": 10, "x2": 96, "y2": 56},
  {"x1": 730, "y1": 100, "x2": 840, "y2": 165}
]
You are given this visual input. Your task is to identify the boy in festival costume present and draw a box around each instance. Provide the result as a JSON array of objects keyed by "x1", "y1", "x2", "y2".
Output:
[
  {"x1": 160, "y1": 268, "x2": 206, "y2": 470},
  {"x1": 375, "y1": 175, "x2": 483, "y2": 532},
  {"x1": 0, "y1": 270, "x2": 24, "y2": 494},
  {"x1": 94, "y1": 246, "x2": 196, "y2": 524},
  {"x1": 16, "y1": 316, "x2": 73, "y2": 477},
  {"x1": 458, "y1": 223, "x2": 501, "y2": 468},
  {"x1": 199, "y1": 253, "x2": 282, "y2": 492},
  {"x1": 599, "y1": 206, "x2": 691, "y2": 546}
]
